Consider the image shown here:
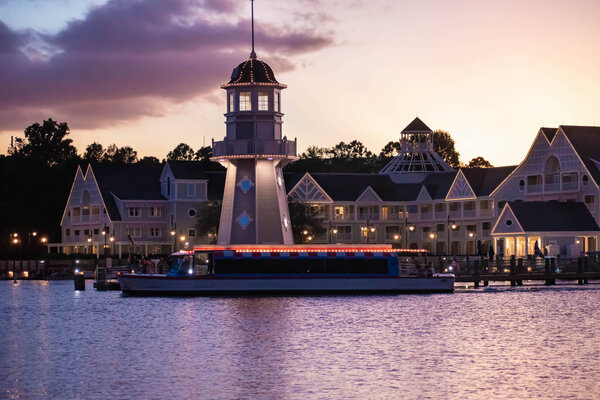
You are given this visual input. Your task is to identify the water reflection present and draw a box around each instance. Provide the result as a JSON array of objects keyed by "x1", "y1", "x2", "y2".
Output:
[{"x1": 1, "y1": 282, "x2": 600, "y2": 399}]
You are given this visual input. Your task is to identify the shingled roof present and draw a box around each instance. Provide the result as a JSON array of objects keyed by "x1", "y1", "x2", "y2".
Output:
[
  {"x1": 540, "y1": 127, "x2": 558, "y2": 143},
  {"x1": 560, "y1": 125, "x2": 600, "y2": 186},
  {"x1": 461, "y1": 166, "x2": 516, "y2": 196},
  {"x1": 307, "y1": 173, "x2": 423, "y2": 202},
  {"x1": 166, "y1": 160, "x2": 222, "y2": 180},
  {"x1": 508, "y1": 201, "x2": 600, "y2": 232},
  {"x1": 91, "y1": 163, "x2": 166, "y2": 220},
  {"x1": 422, "y1": 172, "x2": 457, "y2": 199},
  {"x1": 401, "y1": 117, "x2": 432, "y2": 133}
]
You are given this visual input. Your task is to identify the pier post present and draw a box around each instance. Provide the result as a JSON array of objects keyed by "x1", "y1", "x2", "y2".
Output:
[
  {"x1": 545, "y1": 257, "x2": 556, "y2": 285},
  {"x1": 473, "y1": 259, "x2": 480, "y2": 288},
  {"x1": 74, "y1": 273, "x2": 85, "y2": 290}
]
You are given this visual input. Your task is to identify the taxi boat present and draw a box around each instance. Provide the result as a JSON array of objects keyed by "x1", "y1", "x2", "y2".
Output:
[{"x1": 117, "y1": 245, "x2": 454, "y2": 295}]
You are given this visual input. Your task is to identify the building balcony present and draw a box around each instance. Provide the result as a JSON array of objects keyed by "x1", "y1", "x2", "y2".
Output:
[
  {"x1": 212, "y1": 138, "x2": 297, "y2": 158},
  {"x1": 463, "y1": 209, "x2": 476, "y2": 218},
  {"x1": 561, "y1": 181, "x2": 578, "y2": 191},
  {"x1": 420, "y1": 212, "x2": 433, "y2": 220},
  {"x1": 526, "y1": 183, "x2": 543, "y2": 193},
  {"x1": 544, "y1": 182, "x2": 560, "y2": 192}
]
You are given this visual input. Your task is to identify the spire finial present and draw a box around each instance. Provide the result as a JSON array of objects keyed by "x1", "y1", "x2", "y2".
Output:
[{"x1": 249, "y1": 0, "x2": 257, "y2": 59}]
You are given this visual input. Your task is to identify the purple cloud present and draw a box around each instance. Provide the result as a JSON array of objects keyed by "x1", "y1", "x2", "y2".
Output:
[{"x1": 0, "y1": 0, "x2": 333, "y2": 129}]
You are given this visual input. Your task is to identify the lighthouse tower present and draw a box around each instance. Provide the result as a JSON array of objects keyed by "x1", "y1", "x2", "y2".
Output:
[{"x1": 212, "y1": 1, "x2": 297, "y2": 244}]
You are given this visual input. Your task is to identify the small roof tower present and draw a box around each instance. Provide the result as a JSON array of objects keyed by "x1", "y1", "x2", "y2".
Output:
[{"x1": 379, "y1": 117, "x2": 453, "y2": 183}]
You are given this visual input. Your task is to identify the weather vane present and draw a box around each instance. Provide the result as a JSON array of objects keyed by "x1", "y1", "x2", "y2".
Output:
[{"x1": 250, "y1": 0, "x2": 256, "y2": 59}]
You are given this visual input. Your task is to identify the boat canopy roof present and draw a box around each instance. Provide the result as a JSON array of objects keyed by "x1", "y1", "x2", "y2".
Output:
[{"x1": 188, "y1": 245, "x2": 428, "y2": 254}]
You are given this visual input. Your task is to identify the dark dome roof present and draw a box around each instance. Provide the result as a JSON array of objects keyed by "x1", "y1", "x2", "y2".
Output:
[{"x1": 228, "y1": 58, "x2": 279, "y2": 84}]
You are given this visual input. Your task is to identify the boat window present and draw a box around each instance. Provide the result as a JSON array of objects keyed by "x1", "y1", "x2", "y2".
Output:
[{"x1": 214, "y1": 259, "x2": 234, "y2": 274}]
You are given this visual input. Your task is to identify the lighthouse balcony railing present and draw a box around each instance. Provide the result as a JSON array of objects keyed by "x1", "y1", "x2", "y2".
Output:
[{"x1": 212, "y1": 138, "x2": 297, "y2": 157}]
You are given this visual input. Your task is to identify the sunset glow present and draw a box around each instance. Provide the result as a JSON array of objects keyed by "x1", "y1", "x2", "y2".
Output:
[{"x1": 1, "y1": 0, "x2": 599, "y2": 166}]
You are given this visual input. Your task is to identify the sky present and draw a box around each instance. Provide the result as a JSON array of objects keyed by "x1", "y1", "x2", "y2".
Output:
[{"x1": 1, "y1": 0, "x2": 600, "y2": 166}]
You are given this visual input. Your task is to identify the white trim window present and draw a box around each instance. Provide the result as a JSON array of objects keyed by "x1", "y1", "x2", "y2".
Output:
[
  {"x1": 128, "y1": 207, "x2": 140, "y2": 217},
  {"x1": 187, "y1": 184, "x2": 196, "y2": 197},
  {"x1": 258, "y1": 92, "x2": 269, "y2": 111},
  {"x1": 149, "y1": 207, "x2": 161, "y2": 217},
  {"x1": 149, "y1": 228, "x2": 161, "y2": 237},
  {"x1": 239, "y1": 92, "x2": 251, "y2": 111},
  {"x1": 127, "y1": 228, "x2": 142, "y2": 238}
]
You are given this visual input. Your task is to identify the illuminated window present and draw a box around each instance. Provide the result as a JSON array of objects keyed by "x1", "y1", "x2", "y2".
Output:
[
  {"x1": 73, "y1": 207, "x2": 81, "y2": 217},
  {"x1": 275, "y1": 92, "x2": 280, "y2": 112},
  {"x1": 239, "y1": 92, "x2": 251, "y2": 111},
  {"x1": 149, "y1": 207, "x2": 161, "y2": 217},
  {"x1": 258, "y1": 92, "x2": 269, "y2": 110},
  {"x1": 229, "y1": 93, "x2": 234, "y2": 112}
]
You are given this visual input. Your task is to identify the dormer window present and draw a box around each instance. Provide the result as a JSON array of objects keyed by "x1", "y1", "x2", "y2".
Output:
[
  {"x1": 239, "y1": 92, "x2": 251, "y2": 111},
  {"x1": 258, "y1": 92, "x2": 269, "y2": 111}
]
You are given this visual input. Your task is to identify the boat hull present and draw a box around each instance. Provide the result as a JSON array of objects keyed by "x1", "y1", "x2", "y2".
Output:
[{"x1": 118, "y1": 274, "x2": 455, "y2": 296}]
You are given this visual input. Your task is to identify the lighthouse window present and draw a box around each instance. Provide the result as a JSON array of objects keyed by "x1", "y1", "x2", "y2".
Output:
[
  {"x1": 275, "y1": 92, "x2": 280, "y2": 112},
  {"x1": 239, "y1": 92, "x2": 251, "y2": 111},
  {"x1": 228, "y1": 93, "x2": 234, "y2": 112},
  {"x1": 258, "y1": 92, "x2": 269, "y2": 110}
]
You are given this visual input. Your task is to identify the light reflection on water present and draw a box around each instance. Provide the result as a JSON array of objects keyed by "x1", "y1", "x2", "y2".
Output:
[{"x1": 1, "y1": 281, "x2": 600, "y2": 399}]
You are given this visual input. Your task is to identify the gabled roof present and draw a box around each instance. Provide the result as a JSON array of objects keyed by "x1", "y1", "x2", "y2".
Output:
[
  {"x1": 422, "y1": 172, "x2": 457, "y2": 199},
  {"x1": 560, "y1": 125, "x2": 600, "y2": 186},
  {"x1": 461, "y1": 166, "x2": 516, "y2": 197},
  {"x1": 508, "y1": 201, "x2": 600, "y2": 232},
  {"x1": 167, "y1": 160, "x2": 223, "y2": 180},
  {"x1": 401, "y1": 117, "x2": 432, "y2": 133},
  {"x1": 307, "y1": 173, "x2": 422, "y2": 202},
  {"x1": 540, "y1": 127, "x2": 558, "y2": 143},
  {"x1": 205, "y1": 171, "x2": 226, "y2": 201},
  {"x1": 91, "y1": 163, "x2": 166, "y2": 220}
]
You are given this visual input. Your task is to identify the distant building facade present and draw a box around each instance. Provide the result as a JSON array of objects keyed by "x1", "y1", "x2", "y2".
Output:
[{"x1": 51, "y1": 120, "x2": 600, "y2": 259}]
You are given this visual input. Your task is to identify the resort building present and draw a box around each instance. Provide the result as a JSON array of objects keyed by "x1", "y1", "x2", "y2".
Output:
[{"x1": 50, "y1": 120, "x2": 600, "y2": 259}]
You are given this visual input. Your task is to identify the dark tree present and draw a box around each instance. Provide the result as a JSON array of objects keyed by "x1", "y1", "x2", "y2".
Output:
[
  {"x1": 194, "y1": 146, "x2": 212, "y2": 162},
  {"x1": 104, "y1": 144, "x2": 138, "y2": 164},
  {"x1": 167, "y1": 143, "x2": 195, "y2": 161},
  {"x1": 467, "y1": 156, "x2": 493, "y2": 168},
  {"x1": 195, "y1": 201, "x2": 222, "y2": 244},
  {"x1": 301, "y1": 145, "x2": 328, "y2": 159},
  {"x1": 138, "y1": 156, "x2": 160, "y2": 164},
  {"x1": 433, "y1": 130, "x2": 461, "y2": 169},
  {"x1": 328, "y1": 140, "x2": 374, "y2": 159},
  {"x1": 17, "y1": 119, "x2": 78, "y2": 166},
  {"x1": 83, "y1": 142, "x2": 104, "y2": 163},
  {"x1": 288, "y1": 199, "x2": 327, "y2": 243},
  {"x1": 379, "y1": 141, "x2": 401, "y2": 158}
]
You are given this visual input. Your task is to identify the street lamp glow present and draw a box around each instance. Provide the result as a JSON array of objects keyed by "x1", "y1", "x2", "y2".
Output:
[
  {"x1": 468, "y1": 232, "x2": 475, "y2": 238},
  {"x1": 393, "y1": 234, "x2": 399, "y2": 240},
  {"x1": 32, "y1": 232, "x2": 37, "y2": 237},
  {"x1": 170, "y1": 230, "x2": 176, "y2": 236},
  {"x1": 179, "y1": 235, "x2": 186, "y2": 242},
  {"x1": 451, "y1": 224, "x2": 457, "y2": 230},
  {"x1": 109, "y1": 236, "x2": 115, "y2": 242},
  {"x1": 408, "y1": 225, "x2": 415, "y2": 232},
  {"x1": 87, "y1": 237, "x2": 92, "y2": 243},
  {"x1": 41, "y1": 237, "x2": 48, "y2": 243},
  {"x1": 302, "y1": 230, "x2": 308, "y2": 235},
  {"x1": 12, "y1": 238, "x2": 19, "y2": 244},
  {"x1": 307, "y1": 236, "x2": 313, "y2": 241},
  {"x1": 332, "y1": 229, "x2": 338, "y2": 234},
  {"x1": 369, "y1": 227, "x2": 376, "y2": 233}
]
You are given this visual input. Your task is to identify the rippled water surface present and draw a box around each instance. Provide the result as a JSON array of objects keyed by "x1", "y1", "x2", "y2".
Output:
[{"x1": 2, "y1": 281, "x2": 600, "y2": 399}]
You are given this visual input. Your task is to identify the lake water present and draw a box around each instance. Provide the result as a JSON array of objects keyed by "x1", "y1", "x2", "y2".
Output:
[{"x1": 1, "y1": 281, "x2": 600, "y2": 399}]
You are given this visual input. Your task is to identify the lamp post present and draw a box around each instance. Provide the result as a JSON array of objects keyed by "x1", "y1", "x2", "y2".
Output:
[
  {"x1": 87, "y1": 235, "x2": 93, "y2": 255},
  {"x1": 170, "y1": 229, "x2": 176, "y2": 252},
  {"x1": 328, "y1": 221, "x2": 338, "y2": 244},
  {"x1": 102, "y1": 225, "x2": 110, "y2": 257}
]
